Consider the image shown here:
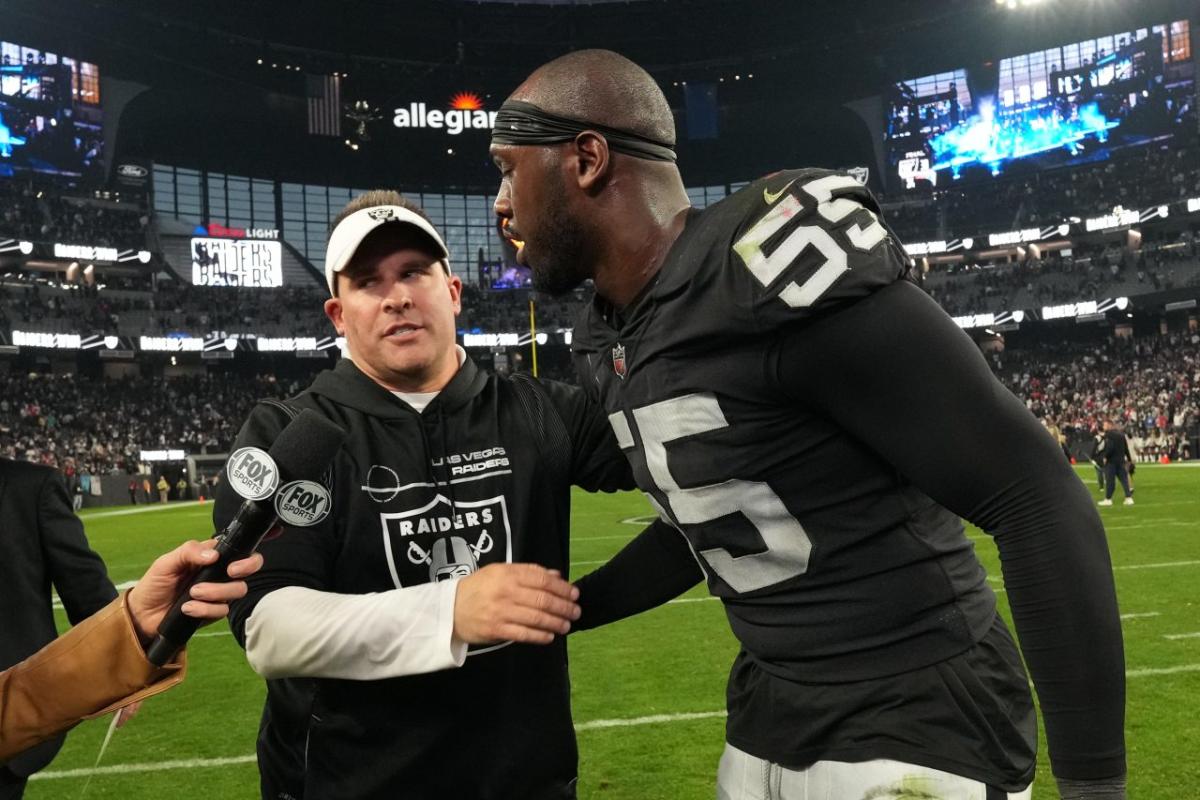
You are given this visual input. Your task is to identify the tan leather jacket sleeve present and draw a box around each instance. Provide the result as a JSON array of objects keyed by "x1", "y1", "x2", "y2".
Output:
[{"x1": 0, "y1": 590, "x2": 186, "y2": 761}]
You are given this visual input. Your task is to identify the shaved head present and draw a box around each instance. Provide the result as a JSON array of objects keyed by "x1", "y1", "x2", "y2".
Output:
[
  {"x1": 492, "y1": 50, "x2": 692, "y2": 306},
  {"x1": 509, "y1": 49, "x2": 675, "y2": 146}
]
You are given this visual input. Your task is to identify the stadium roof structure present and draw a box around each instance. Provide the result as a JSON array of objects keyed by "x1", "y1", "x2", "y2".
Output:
[
  {"x1": 461, "y1": 0, "x2": 655, "y2": 4},
  {"x1": 1, "y1": 0, "x2": 1194, "y2": 189}
]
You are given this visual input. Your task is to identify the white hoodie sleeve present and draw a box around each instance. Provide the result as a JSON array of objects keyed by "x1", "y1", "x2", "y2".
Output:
[{"x1": 244, "y1": 581, "x2": 469, "y2": 680}]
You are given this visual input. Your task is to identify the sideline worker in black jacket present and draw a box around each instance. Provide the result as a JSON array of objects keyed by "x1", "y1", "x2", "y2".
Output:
[
  {"x1": 219, "y1": 190, "x2": 658, "y2": 800},
  {"x1": 1099, "y1": 420, "x2": 1135, "y2": 506},
  {"x1": 0, "y1": 458, "x2": 116, "y2": 798}
]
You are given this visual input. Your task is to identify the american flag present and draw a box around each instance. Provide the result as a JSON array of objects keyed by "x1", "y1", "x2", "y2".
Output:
[{"x1": 306, "y1": 74, "x2": 342, "y2": 137}]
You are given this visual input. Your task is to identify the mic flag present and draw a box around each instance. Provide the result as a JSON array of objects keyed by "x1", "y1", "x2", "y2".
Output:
[{"x1": 145, "y1": 409, "x2": 346, "y2": 666}]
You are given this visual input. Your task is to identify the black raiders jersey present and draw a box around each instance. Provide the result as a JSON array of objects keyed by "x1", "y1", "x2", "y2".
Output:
[{"x1": 572, "y1": 169, "x2": 999, "y2": 684}]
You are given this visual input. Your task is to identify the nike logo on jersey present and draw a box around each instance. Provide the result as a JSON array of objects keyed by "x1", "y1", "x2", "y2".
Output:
[{"x1": 763, "y1": 178, "x2": 798, "y2": 206}]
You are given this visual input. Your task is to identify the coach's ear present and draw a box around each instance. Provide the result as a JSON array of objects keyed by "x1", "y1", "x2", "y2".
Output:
[
  {"x1": 572, "y1": 130, "x2": 610, "y2": 192},
  {"x1": 324, "y1": 296, "x2": 345, "y2": 335}
]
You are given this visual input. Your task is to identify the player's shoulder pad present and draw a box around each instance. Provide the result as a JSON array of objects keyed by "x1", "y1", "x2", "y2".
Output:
[
  {"x1": 723, "y1": 168, "x2": 903, "y2": 316},
  {"x1": 741, "y1": 167, "x2": 884, "y2": 220}
]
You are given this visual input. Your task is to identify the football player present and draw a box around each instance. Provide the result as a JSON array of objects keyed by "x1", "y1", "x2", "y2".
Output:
[{"x1": 491, "y1": 50, "x2": 1125, "y2": 800}]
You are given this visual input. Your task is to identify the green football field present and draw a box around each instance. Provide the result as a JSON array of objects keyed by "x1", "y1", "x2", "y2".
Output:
[{"x1": 27, "y1": 464, "x2": 1200, "y2": 799}]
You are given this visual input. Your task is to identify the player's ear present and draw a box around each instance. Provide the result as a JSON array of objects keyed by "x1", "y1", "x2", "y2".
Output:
[{"x1": 572, "y1": 131, "x2": 610, "y2": 191}]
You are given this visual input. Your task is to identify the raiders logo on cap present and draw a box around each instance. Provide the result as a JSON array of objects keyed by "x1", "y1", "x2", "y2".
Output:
[{"x1": 366, "y1": 208, "x2": 397, "y2": 221}]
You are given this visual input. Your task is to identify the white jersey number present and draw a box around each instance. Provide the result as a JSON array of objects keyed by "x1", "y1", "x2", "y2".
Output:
[
  {"x1": 609, "y1": 393, "x2": 811, "y2": 594},
  {"x1": 733, "y1": 174, "x2": 888, "y2": 308}
]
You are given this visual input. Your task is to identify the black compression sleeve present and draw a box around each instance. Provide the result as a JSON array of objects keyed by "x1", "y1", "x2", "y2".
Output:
[
  {"x1": 769, "y1": 280, "x2": 1125, "y2": 781},
  {"x1": 572, "y1": 520, "x2": 705, "y2": 631}
]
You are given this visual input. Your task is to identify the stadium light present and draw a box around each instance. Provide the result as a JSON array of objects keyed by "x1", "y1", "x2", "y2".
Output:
[{"x1": 996, "y1": 0, "x2": 1050, "y2": 8}]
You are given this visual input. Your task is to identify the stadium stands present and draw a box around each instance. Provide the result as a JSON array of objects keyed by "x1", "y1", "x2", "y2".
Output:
[
  {"x1": 0, "y1": 178, "x2": 149, "y2": 249},
  {"x1": 883, "y1": 132, "x2": 1200, "y2": 242},
  {"x1": 0, "y1": 372, "x2": 310, "y2": 475},
  {"x1": 924, "y1": 233, "x2": 1200, "y2": 316},
  {"x1": 991, "y1": 332, "x2": 1199, "y2": 459}
]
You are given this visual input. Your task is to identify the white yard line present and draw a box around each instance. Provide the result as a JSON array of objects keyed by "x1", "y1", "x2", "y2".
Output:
[
  {"x1": 1126, "y1": 664, "x2": 1200, "y2": 677},
  {"x1": 80, "y1": 501, "x2": 206, "y2": 520},
  {"x1": 667, "y1": 596, "x2": 720, "y2": 605},
  {"x1": 1115, "y1": 560, "x2": 1200, "y2": 571},
  {"x1": 1164, "y1": 632, "x2": 1200, "y2": 640},
  {"x1": 575, "y1": 710, "x2": 726, "y2": 731},
  {"x1": 31, "y1": 755, "x2": 258, "y2": 781},
  {"x1": 32, "y1": 661, "x2": 1200, "y2": 783}
]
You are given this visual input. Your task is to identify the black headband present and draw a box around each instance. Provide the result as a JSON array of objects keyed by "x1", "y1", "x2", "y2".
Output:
[{"x1": 490, "y1": 100, "x2": 677, "y2": 163}]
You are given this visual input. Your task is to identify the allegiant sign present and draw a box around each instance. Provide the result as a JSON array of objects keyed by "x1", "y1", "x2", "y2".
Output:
[{"x1": 393, "y1": 92, "x2": 498, "y2": 135}]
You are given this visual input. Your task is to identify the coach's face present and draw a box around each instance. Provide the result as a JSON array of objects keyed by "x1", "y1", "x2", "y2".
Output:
[
  {"x1": 324, "y1": 227, "x2": 462, "y2": 393},
  {"x1": 491, "y1": 142, "x2": 593, "y2": 296}
]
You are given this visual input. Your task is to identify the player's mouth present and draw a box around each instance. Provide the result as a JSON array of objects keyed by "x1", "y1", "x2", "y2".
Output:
[
  {"x1": 383, "y1": 322, "x2": 422, "y2": 340},
  {"x1": 501, "y1": 218, "x2": 526, "y2": 260}
]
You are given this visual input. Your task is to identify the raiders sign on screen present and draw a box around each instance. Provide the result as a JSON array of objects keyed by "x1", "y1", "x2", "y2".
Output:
[{"x1": 191, "y1": 238, "x2": 283, "y2": 287}]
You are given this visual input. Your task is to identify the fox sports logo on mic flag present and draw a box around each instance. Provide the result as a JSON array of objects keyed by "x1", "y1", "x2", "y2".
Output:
[
  {"x1": 226, "y1": 447, "x2": 280, "y2": 501},
  {"x1": 274, "y1": 479, "x2": 333, "y2": 526}
]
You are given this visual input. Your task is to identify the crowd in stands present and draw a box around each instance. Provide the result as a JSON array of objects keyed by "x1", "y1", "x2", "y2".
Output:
[
  {"x1": 990, "y1": 332, "x2": 1199, "y2": 461},
  {"x1": 458, "y1": 284, "x2": 585, "y2": 332},
  {"x1": 0, "y1": 372, "x2": 308, "y2": 475},
  {"x1": 0, "y1": 276, "x2": 593, "y2": 338},
  {"x1": 0, "y1": 178, "x2": 149, "y2": 249},
  {"x1": 924, "y1": 231, "x2": 1200, "y2": 316},
  {"x1": 884, "y1": 133, "x2": 1200, "y2": 243},
  {"x1": 3, "y1": 327, "x2": 1196, "y2": 475},
  {"x1": 0, "y1": 280, "x2": 332, "y2": 338},
  {"x1": 4, "y1": 131, "x2": 1200, "y2": 476}
]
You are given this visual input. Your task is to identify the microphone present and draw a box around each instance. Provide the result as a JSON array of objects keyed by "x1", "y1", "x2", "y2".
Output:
[{"x1": 145, "y1": 409, "x2": 346, "y2": 666}]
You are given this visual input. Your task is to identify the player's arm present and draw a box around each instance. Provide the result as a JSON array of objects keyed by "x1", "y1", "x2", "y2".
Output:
[
  {"x1": 536, "y1": 380, "x2": 705, "y2": 627},
  {"x1": 768, "y1": 280, "x2": 1125, "y2": 791},
  {"x1": 536, "y1": 378, "x2": 638, "y2": 492},
  {"x1": 572, "y1": 519, "x2": 704, "y2": 631}
]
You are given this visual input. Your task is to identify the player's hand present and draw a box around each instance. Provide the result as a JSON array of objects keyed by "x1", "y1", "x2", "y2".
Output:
[
  {"x1": 452, "y1": 563, "x2": 581, "y2": 645},
  {"x1": 114, "y1": 700, "x2": 143, "y2": 728},
  {"x1": 127, "y1": 539, "x2": 264, "y2": 643},
  {"x1": 1056, "y1": 775, "x2": 1126, "y2": 799}
]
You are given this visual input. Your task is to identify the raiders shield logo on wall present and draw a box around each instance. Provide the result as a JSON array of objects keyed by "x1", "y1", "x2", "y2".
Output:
[{"x1": 612, "y1": 343, "x2": 627, "y2": 379}]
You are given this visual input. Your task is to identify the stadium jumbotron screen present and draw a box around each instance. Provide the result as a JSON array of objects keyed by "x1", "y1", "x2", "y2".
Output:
[
  {"x1": 0, "y1": 40, "x2": 103, "y2": 179},
  {"x1": 191, "y1": 238, "x2": 283, "y2": 287},
  {"x1": 884, "y1": 20, "x2": 1194, "y2": 191}
]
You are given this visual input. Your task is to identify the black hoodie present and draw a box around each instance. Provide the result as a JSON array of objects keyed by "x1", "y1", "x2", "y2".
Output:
[{"x1": 218, "y1": 356, "x2": 634, "y2": 800}]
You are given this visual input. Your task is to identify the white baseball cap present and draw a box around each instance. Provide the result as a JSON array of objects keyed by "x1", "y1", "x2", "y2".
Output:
[{"x1": 324, "y1": 205, "x2": 451, "y2": 295}]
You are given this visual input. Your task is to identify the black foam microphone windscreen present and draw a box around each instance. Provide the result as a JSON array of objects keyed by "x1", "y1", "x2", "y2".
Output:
[{"x1": 145, "y1": 409, "x2": 345, "y2": 666}]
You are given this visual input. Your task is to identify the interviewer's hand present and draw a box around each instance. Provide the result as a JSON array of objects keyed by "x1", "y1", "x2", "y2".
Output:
[
  {"x1": 452, "y1": 563, "x2": 580, "y2": 645},
  {"x1": 114, "y1": 700, "x2": 142, "y2": 728},
  {"x1": 127, "y1": 539, "x2": 264, "y2": 643}
]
